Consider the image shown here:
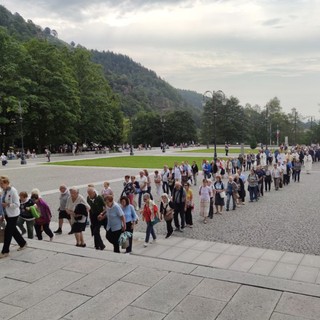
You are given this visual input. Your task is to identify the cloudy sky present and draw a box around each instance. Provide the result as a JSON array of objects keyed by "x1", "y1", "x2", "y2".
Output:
[{"x1": 2, "y1": 0, "x2": 320, "y2": 118}]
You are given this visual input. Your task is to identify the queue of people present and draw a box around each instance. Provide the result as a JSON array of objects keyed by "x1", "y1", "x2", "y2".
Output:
[{"x1": 0, "y1": 144, "x2": 315, "y2": 258}]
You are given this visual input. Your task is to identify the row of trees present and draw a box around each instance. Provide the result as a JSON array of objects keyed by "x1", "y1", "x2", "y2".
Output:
[
  {"x1": 0, "y1": 27, "x2": 123, "y2": 152},
  {"x1": 201, "y1": 95, "x2": 318, "y2": 147}
]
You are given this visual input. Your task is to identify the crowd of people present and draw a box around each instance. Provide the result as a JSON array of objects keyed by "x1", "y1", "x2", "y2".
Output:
[{"x1": 0, "y1": 144, "x2": 316, "y2": 258}]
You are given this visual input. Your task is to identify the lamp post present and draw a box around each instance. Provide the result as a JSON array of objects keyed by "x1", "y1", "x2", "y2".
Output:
[
  {"x1": 130, "y1": 118, "x2": 134, "y2": 156},
  {"x1": 19, "y1": 101, "x2": 27, "y2": 165},
  {"x1": 203, "y1": 90, "x2": 226, "y2": 162},
  {"x1": 160, "y1": 118, "x2": 166, "y2": 153},
  {"x1": 292, "y1": 108, "x2": 298, "y2": 146}
]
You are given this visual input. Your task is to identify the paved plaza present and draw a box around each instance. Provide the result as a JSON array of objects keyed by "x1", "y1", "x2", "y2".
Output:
[{"x1": 1, "y1": 149, "x2": 320, "y2": 319}]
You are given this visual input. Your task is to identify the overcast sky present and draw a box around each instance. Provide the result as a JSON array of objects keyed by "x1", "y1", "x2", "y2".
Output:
[{"x1": 2, "y1": 0, "x2": 320, "y2": 118}]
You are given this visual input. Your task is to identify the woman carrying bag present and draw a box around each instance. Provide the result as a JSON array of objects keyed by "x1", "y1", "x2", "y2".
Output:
[{"x1": 160, "y1": 193, "x2": 174, "y2": 238}]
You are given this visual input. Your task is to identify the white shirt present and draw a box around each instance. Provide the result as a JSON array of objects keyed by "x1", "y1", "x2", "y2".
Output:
[
  {"x1": 199, "y1": 185, "x2": 211, "y2": 201},
  {"x1": 138, "y1": 175, "x2": 148, "y2": 191}
]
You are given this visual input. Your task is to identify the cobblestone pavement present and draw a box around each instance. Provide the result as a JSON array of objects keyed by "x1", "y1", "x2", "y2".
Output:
[{"x1": 2, "y1": 149, "x2": 320, "y2": 255}]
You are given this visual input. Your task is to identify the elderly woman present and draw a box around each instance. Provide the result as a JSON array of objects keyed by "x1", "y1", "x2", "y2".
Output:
[
  {"x1": 30, "y1": 189, "x2": 54, "y2": 241},
  {"x1": 66, "y1": 187, "x2": 90, "y2": 246},
  {"x1": 213, "y1": 175, "x2": 225, "y2": 214},
  {"x1": 141, "y1": 193, "x2": 158, "y2": 247},
  {"x1": 87, "y1": 187, "x2": 106, "y2": 250},
  {"x1": 120, "y1": 195, "x2": 138, "y2": 253},
  {"x1": 199, "y1": 179, "x2": 211, "y2": 223},
  {"x1": 54, "y1": 185, "x2": 71, "y2": 235},
  {"x1": 0, "y1": 176, "x2": 27, "y2": 259},
  {"x1": 160, "y1": 193, "x2": 174, "y2": 238},
  {"x1": 98, "y1": 195, "x2": 125, "y2": 253}
]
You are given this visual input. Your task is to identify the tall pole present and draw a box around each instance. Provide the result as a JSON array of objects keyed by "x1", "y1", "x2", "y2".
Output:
[
  {"x1": 203, "y1": 90, "x2": 226, "y2": 162},
  {"x1": 161, "y1": 118, "x2": 166, "y2": 153},
  {"x1": 213, "y1": 111, "x2": 217, "y2": 161},
  {"x1": 130, "y1": 118, "x2": 134, "y2": 156},
  {"x1": 19, "y1": 101, "x2": 27, "y2": 165}
]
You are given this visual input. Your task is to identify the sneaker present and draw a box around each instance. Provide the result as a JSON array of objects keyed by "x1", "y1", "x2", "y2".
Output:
[
  {"x1": 0, "y1": 253, "x2": 9, "y2": 259},
  {"x1": 144, "y1": 242, "x2": 148, "y2": 247},
  {"x1": 17, "y1": 244, "x2": 27, "y2": 251},
  {"x1": 54, "y1": 228, "x2": 62, "y2": 234},
  {"x1": 174, "y1": 228, "x2": 180, "y2": 232}
]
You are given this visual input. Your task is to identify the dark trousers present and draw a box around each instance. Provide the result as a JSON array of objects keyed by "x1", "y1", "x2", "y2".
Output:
[
  {"x1": 208, "y1": 198, "x2": 214, "y2": 218},
  {"x1": 185, "y1": 207, "x2": 193, "y2": 224},
  {"x1": 17, "y1": 217, "x2": 35, "y2": 239},
  {"x1": 90, "y1": 223, "x2": 105, "y2": 250},
  {"x1": 162, "y1": 182, "x2": 169, "y2": 194},
  {"x1": 174, "y1": 203, "x2": 185, "y2": 229},
  {"x1": 165, "y1": 219, "x2": 173, "y2": 236},
  {"x1": 125, "y1": 222, "x2": 134, "y2": 253},
  {"x1": 106, "y1": 229, "x2": 122, "y2": 253},
  {"x1": 248, "y1": 186, "x2": 258, "y2": 201},
  {"x1": 2, "y1": 216, "x2": 26, "y2": 254},
  {"x1": 265, "y1": 178, "x2": 271, "y2": 191},
  {"x1": 34, "y1": 223, "x2": 54, "y2": 240},
  {"x1": 294, "y1": 170, "x2": 301, "y2": 182}
]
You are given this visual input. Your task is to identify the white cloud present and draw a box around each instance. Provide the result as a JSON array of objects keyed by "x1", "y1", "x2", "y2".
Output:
[{"x1": 2, "y1": 0, "x2": 320, "y2": 116}]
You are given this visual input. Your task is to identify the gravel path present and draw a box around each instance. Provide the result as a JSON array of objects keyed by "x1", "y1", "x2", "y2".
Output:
[{"x1": 3, "y1": 152, "x2": 320, "y2": 255}]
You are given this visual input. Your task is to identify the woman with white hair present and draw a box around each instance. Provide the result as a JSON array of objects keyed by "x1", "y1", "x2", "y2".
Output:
[
  {"x1": 0, "y1": 176, "x2": 27, "y2": 259},
  {"x1": 160, "y1": 193, "x2": 174, "y2": 238},
  {"x1": 66, "y1": 187, "x2": 90, "y2": 246}
]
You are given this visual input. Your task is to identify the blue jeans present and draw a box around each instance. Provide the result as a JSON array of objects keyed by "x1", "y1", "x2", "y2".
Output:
[
  {"x1": 226, "y1": 193, "x2": 236, "y2": 210},
  {"x1": 248, "y1": 186, "x2": 258, "y2": 201},
  {"x1": 145, "y1": 222, "x2": 156, "y2": 243}
]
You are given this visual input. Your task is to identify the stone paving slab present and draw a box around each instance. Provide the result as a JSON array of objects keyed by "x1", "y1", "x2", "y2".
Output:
[
  {"x1": 1, "y1": 269, "x2": 84, "y2": 308},
  {"x1": 64, "y1": 261, "x2": 136, "y2": 297},
  {"x1": 64, "y1": 281, "x2": 149, "y2": 320},
  {"x1": 275, "y1": 292, "x2": 320, "y2": 320},
  {"x1": 216, "y1": 285, "x2": 281, "y2": 320},
  {"x1": 132, "y1": 272, "x2": 202, "y2": 313},
  {"x1": 165, "y1": 295, "x2": 226, "y2": 320},
  {"x1": 9, "y1": 291, "x2": 90, "y2": 320}
]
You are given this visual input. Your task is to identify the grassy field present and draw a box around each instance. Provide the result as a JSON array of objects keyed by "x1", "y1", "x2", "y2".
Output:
[
  {"x1": 49, "y1": 156, "x2": 219, "y2": 169},
  {"x1": 180, "y1": 148, "x2": 258, "y2": 154}
]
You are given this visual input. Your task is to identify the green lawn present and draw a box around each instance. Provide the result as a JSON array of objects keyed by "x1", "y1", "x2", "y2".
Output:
[
  {"x1": 48, "y1": 156, "x2": 218, "y2": 169},
  {"x1": 181, "y1": 148, "x2": 258, "y2": 154}
]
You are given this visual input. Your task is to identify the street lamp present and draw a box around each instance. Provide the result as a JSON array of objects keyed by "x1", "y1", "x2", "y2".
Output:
[
  {"x1": 130, "y1": 118, "x2": 134, "y2": 156},
  {"x1": 203, "y1": 90, "x2": 226, "y2": 162},
  {"x1": 19, "y1": 101, "x2": 27, "y2": 165},
  {"x1": 292, "y1": 108, "x2": 298, "y2": 146},
  {"x1": 160, "y1": 117, "x2": 166, "y2": 153}
]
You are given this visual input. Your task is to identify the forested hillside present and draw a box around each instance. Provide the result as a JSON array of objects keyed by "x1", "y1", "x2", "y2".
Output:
[{"x1": 91, "y1": 50, "x2": 201, "y2": 125}]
